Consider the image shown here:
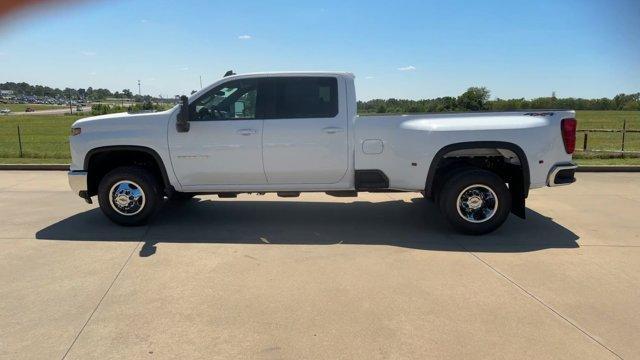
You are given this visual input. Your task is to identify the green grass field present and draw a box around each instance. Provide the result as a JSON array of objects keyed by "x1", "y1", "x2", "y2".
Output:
[
  {"x1": 0, "y1": 103, "x2": 67, "y2": 112},
  {"x1": 576, "y1": 110, "x2": 639, "y2": 130},
  {"x1": 0, "y1": 115, "x2": 80, "y2": 159},
  {"x1": 0, "y1": 111, "x2": 638, "y2": 164},
  {"x1": 575, "y1": 111, "x2": 640, "y2": 153}
]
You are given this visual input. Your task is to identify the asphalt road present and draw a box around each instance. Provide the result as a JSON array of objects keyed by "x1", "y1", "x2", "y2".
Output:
[{"x1": 0, "y1": 171, "x2": 638, "y2": 359}]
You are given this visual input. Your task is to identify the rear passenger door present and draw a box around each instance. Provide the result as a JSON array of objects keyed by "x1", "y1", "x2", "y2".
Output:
[{"x1": 261, "y1": 76, "x2": 349, "y2": 184}]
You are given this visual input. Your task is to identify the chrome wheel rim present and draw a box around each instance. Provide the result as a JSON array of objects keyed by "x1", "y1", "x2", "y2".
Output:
[
  {"x1": 456, "y1": 184, "x2": 498, "y2": 223},
  {"x1": 109, "y1": 180, "x2": 146, "y2": 216}
]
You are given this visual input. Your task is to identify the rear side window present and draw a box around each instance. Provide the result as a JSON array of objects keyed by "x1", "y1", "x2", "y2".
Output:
[{"x1": 273, "y1": 77, "x2": 338, "y2": 119}]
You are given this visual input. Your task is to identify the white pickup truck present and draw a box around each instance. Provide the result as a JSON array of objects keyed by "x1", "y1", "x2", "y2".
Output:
[{"x1": 68, "y1": 72, "x2": 577, "y2": 234}]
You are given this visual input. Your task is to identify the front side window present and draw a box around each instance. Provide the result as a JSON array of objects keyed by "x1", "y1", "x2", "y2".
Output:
[{"x1": 190, "y1": 79, "x2": 257, "y2": 121}]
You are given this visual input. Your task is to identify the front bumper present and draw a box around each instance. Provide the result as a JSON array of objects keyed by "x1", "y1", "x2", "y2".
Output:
[
  {"x1": 547, "y1": 162, "x2": 578, "y2": 187},
  {"x1": 68, "y1": 171, "x2": 90, "y2": 202}
]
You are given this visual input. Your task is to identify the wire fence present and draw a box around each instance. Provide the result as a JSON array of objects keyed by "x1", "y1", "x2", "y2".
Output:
[
  {"x1": 0, "y1": 125, "x2": 71, "y2": 159},
  {"x1": 1, "y1": 120, "x2": 639, "y2": 160},
  {"x1": 576, "y1": 120, "x2": 640, "y2": 157}
]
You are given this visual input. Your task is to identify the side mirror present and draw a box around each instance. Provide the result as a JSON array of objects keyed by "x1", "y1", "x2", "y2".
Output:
[{"x1": 176, "y1": 95, "x2": 190, "y2": 132}]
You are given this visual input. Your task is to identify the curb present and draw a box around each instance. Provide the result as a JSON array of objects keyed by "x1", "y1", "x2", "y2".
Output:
[
  {"x1": 575, "y1": 166, "x2": 640, "y2": 172},
  {"x1": 0, "y1": 164, "x2": 70, "y2": 171},
  {"x1": 2, "y1": 164, "x2": 640, "y2": 172}
]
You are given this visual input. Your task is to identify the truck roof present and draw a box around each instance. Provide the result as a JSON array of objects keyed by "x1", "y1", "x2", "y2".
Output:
[
  {"x1": 224, "y1": 71, "x2": 355, "y2": 80},
  {"x1": 189, "y1": 71, "x2": 355, "y2": 101}
]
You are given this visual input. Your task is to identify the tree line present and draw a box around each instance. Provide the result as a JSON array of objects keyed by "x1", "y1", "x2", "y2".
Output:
[
  {"x1": 2, "y1": 81, "x2": 638, "y2": 111},
  {"x1": 0, "y1": 82, "x2": 153, "y2": 101},
  {"x1": 358, "y1": 87, "x2": 640, "y2": 113}
]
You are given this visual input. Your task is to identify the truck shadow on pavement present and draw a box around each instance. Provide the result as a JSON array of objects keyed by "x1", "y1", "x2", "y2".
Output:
[{"x1": 36, "y1": 197, "x2": 579, "y2": 256}]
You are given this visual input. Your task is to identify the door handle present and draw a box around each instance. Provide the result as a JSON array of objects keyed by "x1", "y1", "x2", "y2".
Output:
[
  {"x1": 236, "y1": 129, "x2": 257, "y2": 136},
  {"x1": 322, "y1": 127, "x2": 343, "y2": 134}
]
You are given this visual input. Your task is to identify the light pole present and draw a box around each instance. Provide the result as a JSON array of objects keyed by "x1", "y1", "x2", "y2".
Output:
[{"x1": 138, "y1": 80, "x2": 141, "y2": 97}]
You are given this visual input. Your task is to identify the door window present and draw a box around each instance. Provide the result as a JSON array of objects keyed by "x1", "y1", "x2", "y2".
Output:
[
  {"x1": 190, "y1": 79, "x2": 257, "y2": 121},
  {"x1": 275, "y1": 77, "x2": 338, "y2": 118}
]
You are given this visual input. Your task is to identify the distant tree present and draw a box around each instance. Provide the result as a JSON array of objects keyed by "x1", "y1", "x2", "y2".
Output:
[
  {"x1": 376, "y1": 104, "x2": 387, "y2": 113},
  {"x1": 623, "y1": 100, "x2": 640, "y2": 111},
  {"x1": 122, "y1": 89, "x2": 133, "y2": 99},
  {"x1": 63, "y1": 87, "x2": 78, "y2": 100},
  {"x1": 457, "y1": 87, "x2": 490, "y2": 111}
]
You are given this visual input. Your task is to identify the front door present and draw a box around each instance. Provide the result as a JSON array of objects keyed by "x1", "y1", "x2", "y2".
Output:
[{"x1": 168, "y1": 78, "x2": 266, "y2": 186}]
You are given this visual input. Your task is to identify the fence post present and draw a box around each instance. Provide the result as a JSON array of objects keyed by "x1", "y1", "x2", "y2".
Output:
[
  {"x1": 17, "y1": 125, "x2": 23, "y2": 158},
  {"x1": 621, "y1": 119, "x2": 627, "y2": 158},
  {"x1": 621, "y1": 120, "x2": 626, "y2": 158},
  {"x1": 583, "y1": 132, "x2": 588, "y2": 152}
]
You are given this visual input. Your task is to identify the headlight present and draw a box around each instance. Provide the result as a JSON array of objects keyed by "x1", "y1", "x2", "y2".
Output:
[{"x1": 71, "y1": 127, "x2": 81, "y2": 136}]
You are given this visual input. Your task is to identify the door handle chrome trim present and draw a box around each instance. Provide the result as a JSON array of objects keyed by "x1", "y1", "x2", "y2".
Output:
[
  {"x1": 236, "y1": 129, "x2": 257, "y2": 136},
  {"x1": 322, "y1": 127, "x2": 343, "y2": 134}
]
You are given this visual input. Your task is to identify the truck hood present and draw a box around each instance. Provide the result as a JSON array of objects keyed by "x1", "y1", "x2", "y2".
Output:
[{"x1": 72, "y1": 108, "x2": 177, "y2": 129}]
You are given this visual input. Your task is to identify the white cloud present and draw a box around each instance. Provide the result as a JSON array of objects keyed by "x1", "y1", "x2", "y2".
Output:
[
  {"x1": 397, "y1": 65, "x2": 416, "y2": 71},
  {"x1": 141, "y1": 19, "x2": 149, "y2": 23},
  {"x1": 81, "y1": 51, "x2": 96, "y2": 56},
  {"x1": 365, "y1": 76, "x2": 375, "y2": 79},
  {"x1": 238, "y1": 35, "x2": 252, "y2": 40},
  {"x1": 89, "y1": 71, "x2": 97, "y2": 76},
  {"x1": 180, "y1": 66, "x2": 189, "y2": 71}
]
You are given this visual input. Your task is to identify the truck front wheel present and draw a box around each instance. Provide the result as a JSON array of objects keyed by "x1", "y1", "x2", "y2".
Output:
[
  {"x1": 97, "y1": 166, "x2": 161, "y2": 226},
  {"x1": 437, "y1": 169, "x2": 511, "y2": 235}
]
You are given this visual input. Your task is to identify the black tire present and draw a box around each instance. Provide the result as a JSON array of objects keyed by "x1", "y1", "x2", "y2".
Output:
[
  {"x1": 170, "y1": 192, "x2": 196, "y2": 201},
  {"x1": 97, "y1": 166, "x2": 161, "y2": 226},
  {"x1": 437, "y1": 168, "x2": 511, "y2": 235}
]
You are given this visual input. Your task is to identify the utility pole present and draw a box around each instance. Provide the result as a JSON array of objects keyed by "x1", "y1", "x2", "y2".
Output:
[{"x1": 138, "y1": 80, "x2": 141, "y2": 96}]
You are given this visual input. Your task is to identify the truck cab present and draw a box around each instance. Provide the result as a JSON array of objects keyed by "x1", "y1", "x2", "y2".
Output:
[{"x1": 170, "y1": 73, "x2": 355, "y2": 189}]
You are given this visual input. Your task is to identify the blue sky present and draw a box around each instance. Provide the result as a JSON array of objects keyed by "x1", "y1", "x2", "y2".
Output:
[{"x1": 0, "y1": 0, "x2": 638, "y2": 100}]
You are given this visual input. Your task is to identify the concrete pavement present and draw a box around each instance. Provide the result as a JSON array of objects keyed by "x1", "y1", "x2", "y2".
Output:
[{"x1": 0, "y1": 171, "x2": 638, "y2": 359}]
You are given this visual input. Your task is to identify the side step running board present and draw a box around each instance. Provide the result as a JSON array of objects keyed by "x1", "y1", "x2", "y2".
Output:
[
  {"x1": 277, "y1": 192, "x2": 300, "y2": 198},
  {"x1": 325, "y1": 191, "x2": 358, "y2": 197}
]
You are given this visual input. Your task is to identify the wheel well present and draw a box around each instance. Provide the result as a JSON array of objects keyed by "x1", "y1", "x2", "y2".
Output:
[
  {"x1": 85, "y1": 147, "x2": 168, "y2": 197},
  {"x1": 426, "y1": 142, "x2": 529, "y2": 218}
]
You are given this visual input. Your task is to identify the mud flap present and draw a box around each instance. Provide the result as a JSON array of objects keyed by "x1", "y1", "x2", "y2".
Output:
[{"x1": 509, "y1": 176, "x2": 526, "y2": 219}]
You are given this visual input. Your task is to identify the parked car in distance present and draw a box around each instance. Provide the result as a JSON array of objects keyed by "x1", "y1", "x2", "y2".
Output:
[
  {"x1": 67, "y1": 71, "x2": 578, "y2": 234},
  {"x1": 25, "y1": 107, "x2": 35, "y2": 112},
  {"x1": 0, "y1": 108, "x2": 10, "y2": 114}
]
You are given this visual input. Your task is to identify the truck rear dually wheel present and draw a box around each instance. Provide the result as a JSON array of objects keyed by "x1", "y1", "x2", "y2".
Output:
[
  {"x1": 97, "y1": 166, "x2": 161, "y2": 226},
  {"x1": 437, "y1": 169, "x2": 511, "y2": 235}
]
